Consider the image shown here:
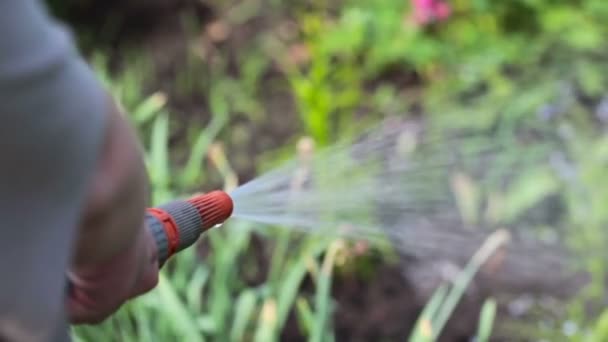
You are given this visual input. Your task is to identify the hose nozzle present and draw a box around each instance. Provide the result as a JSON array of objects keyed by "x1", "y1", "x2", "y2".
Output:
[
  {"x1": 187, "y1": 191, "x2": 234, "y2": 231},
  {"x1": 146, "y1": 190, "x2": 234, "y2": 265}
]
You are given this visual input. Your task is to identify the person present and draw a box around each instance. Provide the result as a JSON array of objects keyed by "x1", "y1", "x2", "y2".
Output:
[{"x1": 0, "y1": 1, "x2": 160, "y2": 341}]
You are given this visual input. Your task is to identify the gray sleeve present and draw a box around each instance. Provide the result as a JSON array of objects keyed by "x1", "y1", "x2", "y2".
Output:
[{"x1": 0, "y1": 0, "x2": 107, "y2": 339}]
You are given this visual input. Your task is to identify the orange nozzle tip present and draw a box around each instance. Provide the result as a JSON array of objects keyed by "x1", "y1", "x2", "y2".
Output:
[{"x1": 187, "y1": 190, "x2": 233, "y2": 231}]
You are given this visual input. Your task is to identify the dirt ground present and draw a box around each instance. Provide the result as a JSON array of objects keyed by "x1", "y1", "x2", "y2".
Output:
[{"x1": 50, "y1": 1, "x2": 583, "y2": 340}]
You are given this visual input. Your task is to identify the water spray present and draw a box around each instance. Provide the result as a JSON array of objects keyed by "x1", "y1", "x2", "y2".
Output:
[
  {"x1": 69, "y1": 117, "x2": 584, "y2": 311},
  {"x1": 227, "y1": 118, "x2": 586, "y2": 301}
]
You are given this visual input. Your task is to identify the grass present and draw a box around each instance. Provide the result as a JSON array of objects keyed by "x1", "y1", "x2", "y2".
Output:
[
  {"x1": 63, "y1": 0, "x2": 608, "y2": 340},
  {"x1": 408, "y1": 230, "x2": 507, "y2": 342}
]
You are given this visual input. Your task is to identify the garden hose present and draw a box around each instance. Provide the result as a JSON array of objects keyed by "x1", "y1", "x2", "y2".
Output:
[{"x1": 66, "y1": 191, "x2": 233, "y2": 296}]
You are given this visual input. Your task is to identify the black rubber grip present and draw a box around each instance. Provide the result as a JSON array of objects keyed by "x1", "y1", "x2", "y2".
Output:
[
  {"x1": 145, "y1": 213, "x2": 170, "y2": 266},
  {"x1": 146, "y1": 200, "x2": 204, "y2": 267},
  {"x1": 157, "y1": 200, "x2": 203, "y2": 253}
]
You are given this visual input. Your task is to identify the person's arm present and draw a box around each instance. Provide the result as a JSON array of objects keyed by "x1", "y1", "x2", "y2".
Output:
[
  {"x1": 66, "y1": 94, "x2": 159, "y2": 325},
  {"x1": 0, "y1": 0, "x2": 158, "y2": 338},
  {"x1": 72, "y1": 94, "x2": 150, "y2": 267}
]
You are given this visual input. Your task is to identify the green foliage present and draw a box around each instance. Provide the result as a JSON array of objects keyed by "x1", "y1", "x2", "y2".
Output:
[
  {"x1": 409, "y1": 230, "x2": 507, "y2": 342},
  {"x1": 476, "y1": 299, "x2": 497, "y2": 342}
]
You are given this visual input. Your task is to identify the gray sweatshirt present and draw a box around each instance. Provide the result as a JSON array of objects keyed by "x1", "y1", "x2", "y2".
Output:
[{"x1": 0, "y1": 0, "x2": 106, "y2": 340}]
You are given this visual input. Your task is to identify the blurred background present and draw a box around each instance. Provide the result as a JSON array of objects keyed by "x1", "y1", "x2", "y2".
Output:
[{"x1": 47, "y1": 0, "x2": 608, "y2": 341}]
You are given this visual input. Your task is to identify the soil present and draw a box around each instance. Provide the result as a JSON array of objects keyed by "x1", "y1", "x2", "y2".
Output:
[{"x1": 49, "y1": 1, "x2": 583, "y2": 340}]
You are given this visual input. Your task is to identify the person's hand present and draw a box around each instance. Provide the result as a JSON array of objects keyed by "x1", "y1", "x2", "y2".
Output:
[
  {"x1": 65, "y1": 94, "x2": 160, "y2": 324},
  {"x1": 66, "y1": 225, "x2": 158, "y2": 324}
]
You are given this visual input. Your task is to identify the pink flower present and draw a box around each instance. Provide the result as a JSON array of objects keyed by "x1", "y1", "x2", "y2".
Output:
[{"x1": 411, "y1": 0, "x2": 451, "y2": 25}]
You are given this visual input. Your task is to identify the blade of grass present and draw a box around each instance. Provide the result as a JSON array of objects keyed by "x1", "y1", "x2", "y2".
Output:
[
  {"x1": 169, "y1": 251, "x2": 196, "y2": 293},
  {"x1": 251, "y1": 236, "x2": 331, "y2": 342},
  {"x1": 179, "y1": 105, "x2": 229, "y2": 187},
  {"x1": 409, "y1": 284, "x2": 449, "y2": 342},
  {"x1": 207, "y1": 142, "x2": 239, "y2": 191},
  {"x1": 132, "y1": 91, "x2": 167, "y2": 125},
  {"x1": 276, "y1": 238, "x2": 333, "y2": 329},
  {"x1": 296, "y1": 297, "x2": 315, "y2": 336},
  {"x1": 115, "y1": 305, "x2": 138, "y2": 341},
  {"x1": 71, "y1": 331, "x2": 85, "y2": 342},
  {"x1": 268, "y1": 229, "x2": 291, "y2": 287},
  {"x1": 197, "y1": 315, "x2": 218, "y2": 334},
  {"x1": 149, "y1": 112, "x2": 172, "y2": 204},
  {"x1": 476, "y1": 298, "x2": 497, "y2": 342},
  {"x1": 186, "y1": 266, "x2": 210, "y2": 313},
  {"x1": 207, "y1": 225, "x2": 251, "y2": 339},
  {"x1": 134, "y1": 304, "x2": 154, "y2": 342},
  {"x1": 431, "y1": 229, "x2": 511, "y2": 340},
  {"x1": 230, "y1": 289, "x2": 258, "y2": 342},
  {"x1": 207, "y1": 231, "x2": 232, "y2": 339},
  {"x1": 118, "y1": 296, "x2": 157, "y2": 342},
  {"x1": 254, "y1": 299, "x2": 278, "y2": 342},
  {"x1": 155, "y1": 273, "x2": 205, "y2": 342},
  {"x1": 310, "y1": 240, "x2": 341, "y2": 342}
]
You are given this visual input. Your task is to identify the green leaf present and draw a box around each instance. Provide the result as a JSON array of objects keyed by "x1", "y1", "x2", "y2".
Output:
[
  {"x1": 197, "y1": 315, "x2": 218, "y2": 334},
  {"x1": 254, "y1": 299, "x2": 278, "y2": 342},
  {"x1": 179, "y1": 111, "x2": 228, "y2": 187},
  {"x1": 409, "y1": 284, "x2": 449, "y2": 342},
  {"x1": 311, "y1": 242, "x2": 340, "y2": 342},
  {"x1": 276, "y1": 240, "x2": 332, "y2": 330},
  {"x1": 155, "y1": 273, "x2": 205, "y2": 342},
  {"x1": 503, "y1": 167, "x2": 559, "y2": 222},
  {"x1": 132, "y1": 92, "x2": 167, "y2": 125},
  {"x1": 186, "y1": 266, "x2": 210, "y2": 313},
  {"x1": 230, "y1": 290, "x2": 258, "y2": 342},
  {"x1": 476, "y1": 298, "x2": 497, "y2": 342},
  {"x1": 296, "y1": 297, "x2": 315, "y2": 335},
  {"x1": 149, "y1": 112, "x2": 171, "y2": 204}
]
